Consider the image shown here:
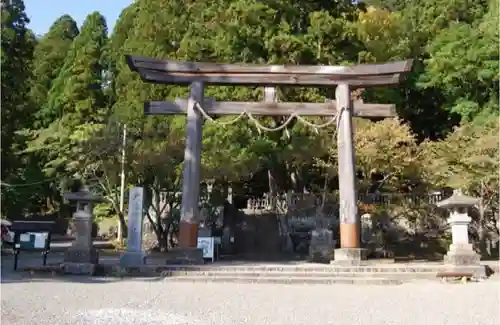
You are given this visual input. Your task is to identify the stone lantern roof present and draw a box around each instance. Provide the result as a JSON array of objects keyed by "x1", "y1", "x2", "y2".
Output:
[
  {"x1": 63, "y1": 186, "x2": 106, "y2": 203},
  {"x1": 436, "y1": 189, "x2": 479, "y2": 209}
]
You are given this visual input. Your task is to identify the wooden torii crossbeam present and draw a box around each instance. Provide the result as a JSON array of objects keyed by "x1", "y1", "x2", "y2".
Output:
[
  {"x1": 126, "y1": 55, "x2": 413, "y2": 263},
  {"x1": 144, "y1": 99, "x2": 395, "y2": 118},
  {"x1": 126, "y1": 55, "x2": 412, "y2": 87}
]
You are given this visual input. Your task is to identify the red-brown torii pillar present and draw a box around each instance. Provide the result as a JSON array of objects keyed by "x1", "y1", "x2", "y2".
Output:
[{"x1": 126, "y1": 55, "x2": 413, "y2": 263}]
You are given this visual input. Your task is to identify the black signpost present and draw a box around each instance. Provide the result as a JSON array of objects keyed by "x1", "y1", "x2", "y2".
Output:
[{"x1": 11, "y1": 220, "x2": 54, "y2": 270}]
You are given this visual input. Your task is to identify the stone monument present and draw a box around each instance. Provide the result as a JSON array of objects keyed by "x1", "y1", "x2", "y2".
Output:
[
  {"x1": 120, "y1": 187, "x2": 145, "y2": 267},
  {"x1": 63, "y1": 186, "x2": 105, "y2": 275},
  {"x1": 361, "y1": 213, "x2": 375, "y2": 256},
  {"x1": 360, "y1": 213, "x2": 373, "y2": 244},
  {"x1": 436, "y1": 189, "x2": 481, "y2": 266},
  {"x1": 308, "y1": 215, "x2": 335, "y2": 263}
]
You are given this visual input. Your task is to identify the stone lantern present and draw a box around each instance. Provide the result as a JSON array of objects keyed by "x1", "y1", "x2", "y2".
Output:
[
  {"x1": 63, "y1": 186, "x2": 105, "y2": 275},
  {"x1": 436, "y1": 189, "x2": 480, "y2": 266}
]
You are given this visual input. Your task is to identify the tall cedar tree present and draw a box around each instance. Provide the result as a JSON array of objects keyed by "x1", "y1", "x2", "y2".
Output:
[
  {"x1": 27, "y1": 11, "x2": 108, "y2": 179},
  {"x1": 106, "y1": 1, "x2": 139, "y2": 108},
  {"x1": 1, "y1": 0, "x2": 34, "y2": 177},
  {"x1": 31, "y1": 15, "x2": 79, "y2": 128},
  {"x1": 0, "y1": 0, "x2": 36, "y2": 216},
  {"x1": 14, "y1": 15, "x2": 81, "y2": 216}
]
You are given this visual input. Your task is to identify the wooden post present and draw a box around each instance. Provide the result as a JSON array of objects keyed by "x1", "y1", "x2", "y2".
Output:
[
  {"x1": 179, "y1": 81, "x2": 204, "y2": 248},
  {"x1": 335, "y1": 84, "x2": 360, "y2": 250},
  {"x1": 264, "y1": 87, "x2": 278, "y2": 212}
]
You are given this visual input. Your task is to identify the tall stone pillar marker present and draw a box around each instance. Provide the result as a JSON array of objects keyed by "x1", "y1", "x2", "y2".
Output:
[
  {"x1": 63, "y1": 186, "x2": 104, "y2": 275},
  {"x1": 333, "y1": 84, "x2": 366, "y2": 264},
  {"x1": 120, "y1": 186, "x2": 145, "y2": 267},
  {"x1": 437, "y1": 189, "x2": 481, "y2": 266},
  {"x1": 179, "y1": 81, "x2": 204, "y2": 248}
]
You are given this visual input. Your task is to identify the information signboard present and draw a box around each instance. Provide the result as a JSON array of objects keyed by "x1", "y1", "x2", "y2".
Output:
[{"x1": 197, "y1": 237, "x2": 215, "y2": 262}]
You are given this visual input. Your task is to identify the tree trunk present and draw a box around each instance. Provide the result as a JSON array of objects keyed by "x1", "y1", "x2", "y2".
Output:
[
  {"x1": 288, "y1": 164, "x2": 303, "y2": 193},
  {"x1": 478, "y1": 199, "x2": 488, "y2": 257},
  {"x1": 158, "y1": 234, "x2": 168, "y2": 252},
  {"x1": 152, "y1": 223, "x2": 168, "y2": 252},
  {"x1": 268, "y1": 169, "x2": 278, "y2": 212},
  {"x1": 166, "y1": 222, "x2": 177, "y2": 249},
  {"x1": 118, "y1": 211, "x2": 128, "y2": 238}
]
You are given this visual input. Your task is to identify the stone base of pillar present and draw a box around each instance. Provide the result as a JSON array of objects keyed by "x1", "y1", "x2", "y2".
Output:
[
  {"x1": 179, "y1": 221, "x2": 198, "y2": 248},
  {"x1": 331, "y1": 248, "x2": 367, "y2": 265},
  {"x1": 63, "y1": 262, "x2": 97, "y2": 275},
  {"x1": 164, "y1": 247, "x2": 204, "y2": 265},
  {"x1": 120, "y1": 252, "x2": 145, "y2": 268},
  {"x1": 63, "y1": 247, "x2": 99, "y2": 275},
  {"x1": 64, "y1": 247, "x2": 99, "y2": 264},
  {"x1": 308, "y1": 228, "x2": 335, "y2": 263},
  {"x1": 444, "y1": 243, "x2": 480, "y2": 266},
  {"x1": 443, "y1": 265, "x2": 488, "y2": 279}
]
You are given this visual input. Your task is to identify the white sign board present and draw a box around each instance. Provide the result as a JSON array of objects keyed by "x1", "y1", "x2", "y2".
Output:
[
  {"x1": 17, "y1": 232, "x2": 47, "y2": 249},
  {"x1": 127, "y1": 187, "x2": 144, "y2": 253},
  {"x1": 33, "y1": 232, "x2": 48, "y2": 249},
  {"x1": 20, "y1": 233, "x2": 30, "y2": 242},
  {"x1": 197, "y1": 237, "x2": 215, "y2": 261}
]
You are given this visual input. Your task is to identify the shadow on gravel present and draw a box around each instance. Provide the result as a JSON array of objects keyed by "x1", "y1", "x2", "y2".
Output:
[
  {"x1": 0, "y1": 273, "x2": 126, "y2": 284},
  {"x1": 485, "y1": 265, "x2": 495, "y2": 277},
  {"x1": 1, "y1": 253, "x2": 128, "y2": 285}
]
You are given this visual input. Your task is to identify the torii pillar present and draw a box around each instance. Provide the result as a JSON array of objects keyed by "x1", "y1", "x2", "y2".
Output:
[
  {"x1": 178, "y1": 81, "x2": 204, "y2": 249},
  {"x1": 333, "y1": 84, "x2": 365, "y2": 265}
]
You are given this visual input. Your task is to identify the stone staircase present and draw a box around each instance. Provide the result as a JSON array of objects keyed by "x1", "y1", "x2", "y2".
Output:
[{"x1": 158, "y1": 263, "x2": 489, "y2": 285}]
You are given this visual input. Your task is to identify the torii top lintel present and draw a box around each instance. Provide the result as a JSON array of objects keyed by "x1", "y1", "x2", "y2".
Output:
[{"x1": 125, "y1": 55, "x2": 413, "y2": 88}]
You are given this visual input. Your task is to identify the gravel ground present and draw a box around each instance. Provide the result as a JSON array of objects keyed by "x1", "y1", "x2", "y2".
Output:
[{"x1": 1, "y1": 274, "x2": 499, "y2": 325}]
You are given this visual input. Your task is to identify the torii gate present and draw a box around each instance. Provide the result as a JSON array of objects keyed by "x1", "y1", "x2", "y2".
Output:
[{"x1": 126, "y1": 55, "x2": 413, "y2": 263}]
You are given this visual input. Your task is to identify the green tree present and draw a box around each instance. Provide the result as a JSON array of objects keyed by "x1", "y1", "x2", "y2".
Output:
[
  {"x1": 1, "y1": 0, "x2": 37, "y2": 217},
  {"x1": 31, "y1": 15, "x2": 79, "y2": 127},
  {"x1": 14, "y1": 15, "x2": 81, "y2": 215},
  {"x1": 400, "y1": 0, "x2": 489, "y2": 51},
  {"x1": 25, "y1": 12, "x2": 109, "y2": 189},
  {"x1": 355, "y1": 6, "x2": 411, "y2": 62},
  {"x1": 419, "y1": 0, "x2": 499, "y2": 121},
  {"x1": 319, "y1": 118, "x2": 429, "y2": 193},
  {"x1": 356, "y1": 0, "x2": 494, "y2": 139},
  {"x1": 422, "y1": 117, "x2": 499, "y2": 254},
  {"x1": 106, "y1": 1, "x2": 140, "y2": 107}
]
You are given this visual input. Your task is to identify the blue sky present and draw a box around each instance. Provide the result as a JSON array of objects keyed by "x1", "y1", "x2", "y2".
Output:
[{"x1": 24, "y1": 0, "x2": 133, "y2": 36}]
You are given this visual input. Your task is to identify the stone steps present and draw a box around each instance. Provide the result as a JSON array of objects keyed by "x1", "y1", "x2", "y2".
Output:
[
  {"x1": 158, "y1": 265, "x2": 447, "y2": 273},
  {"x1": 17, "y1": 262, "x2": 490, "y2": 283},
  {"x1": 162, "y1": 270, "x2": 437, "y2": 280},
  {"x1": 165, "y1": 275, "x2": 403, "y2": 285},
  {"x1": 155, "y1": 264, "x2": 489, "y2": 284},
  {"x1": 158, "y1": 265, "x2": 439, "y2": 284}
]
